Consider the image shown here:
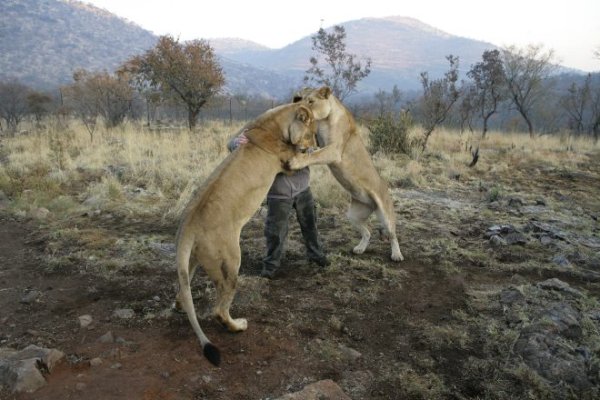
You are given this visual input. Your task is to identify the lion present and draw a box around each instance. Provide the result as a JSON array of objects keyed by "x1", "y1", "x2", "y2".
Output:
[
  {"x1": 175, "y1": 103, "x2": 317, "y2": 366},
  {"x1": 288, "y1": 86, "x2": 403, "y2": 262}
]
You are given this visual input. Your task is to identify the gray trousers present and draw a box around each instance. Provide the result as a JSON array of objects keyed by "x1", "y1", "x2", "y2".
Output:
[{"x1": 263, "y1": 188, "x2": 326, "y2": 272}]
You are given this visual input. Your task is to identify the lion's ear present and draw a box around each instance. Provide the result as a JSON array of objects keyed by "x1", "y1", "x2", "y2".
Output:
[
  {"x1": 295, "y1": 105, "x2": 311, "y2": 124},
  {"x1": 317, "y1": 86, "x2": 332, "y2": 99}
]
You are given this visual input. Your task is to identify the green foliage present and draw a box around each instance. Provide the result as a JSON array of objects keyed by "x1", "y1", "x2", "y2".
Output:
[
  {"x1": 304, "y1": 25, "x2": 371, "y2": 101},
  {"x1": 368, "y1": 110, "x2": 418, "y2": 156}
]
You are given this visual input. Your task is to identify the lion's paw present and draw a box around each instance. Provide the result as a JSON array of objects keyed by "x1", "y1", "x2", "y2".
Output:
[{"x1": 230, "y1": 318, "x2": 248, "y2": 332}]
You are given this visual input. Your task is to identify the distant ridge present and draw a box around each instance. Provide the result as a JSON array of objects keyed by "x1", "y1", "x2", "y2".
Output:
[{"x1": 1, "y1": 0, "x2": 499, "y2": 96}]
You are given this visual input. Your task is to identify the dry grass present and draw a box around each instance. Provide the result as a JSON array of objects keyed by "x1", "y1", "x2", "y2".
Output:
[{"x1": 1, "y1": 120, "x2": 598, "y2": 222}]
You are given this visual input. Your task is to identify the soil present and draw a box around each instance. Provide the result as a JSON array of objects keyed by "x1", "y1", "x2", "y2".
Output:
[
  {"x1": 0, "y1": 213, "x2": 468, "y2": 400},
  {"x1": 1, "y1": 152, "x2": 600, "y2": 399}
]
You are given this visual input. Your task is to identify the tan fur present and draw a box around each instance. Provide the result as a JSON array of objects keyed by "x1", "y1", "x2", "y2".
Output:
[
  {"x1": 289, "y1": 87, "x2": 403, "y2": 262},
  {"x1": 175, "y1": 103, "x2": 317, "y2": 365}
]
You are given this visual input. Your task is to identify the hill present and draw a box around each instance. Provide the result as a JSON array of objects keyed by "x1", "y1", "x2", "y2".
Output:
[
  {"x1": 0, "y1": 1, "x2": 499, "y2": 96},
  {"x1": 0, "y1": 0, "x2": 156, "y2": 89}
]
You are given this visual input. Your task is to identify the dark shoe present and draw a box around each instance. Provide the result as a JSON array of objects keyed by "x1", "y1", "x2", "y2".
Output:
[
  {"x1": 311, "y1": 257, "x2": 331, "y2": 268},
  {"x1": 260, "y1": 267, "x2": 278, "y2": 279}
]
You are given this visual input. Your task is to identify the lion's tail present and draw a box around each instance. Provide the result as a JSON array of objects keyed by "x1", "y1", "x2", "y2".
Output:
[{"x1": 176, "y1": 233, "x2": 221, "y2": 366}]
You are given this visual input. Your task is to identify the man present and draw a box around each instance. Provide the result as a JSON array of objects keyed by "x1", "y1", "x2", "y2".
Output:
[{"x1": 228, "y1": 131, "x2": 329, "y2": 278}]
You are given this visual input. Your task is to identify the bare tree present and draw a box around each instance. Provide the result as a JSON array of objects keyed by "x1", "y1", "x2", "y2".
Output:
[
  {"x1": 501, "y1": 44, "x2": 556, "y2": 138},
  {"x1": 374, "y1": 85, "x2": 402, "y2": 117},
  {"x1": 458, "y1": 83, "x2": 476, "y2": 134},
  {"x1": 304, "y1": 25, "x2": 372, "y2": 101},
  {"x1": 63, "y1": 69, "x2": 133, "y2": 140},
  {"x1": 122, "y1": 35, "x2": 224, "y2": 130},
  {"x1": 467, "y1": 49, "x2": 507, "y2": 138},
  {"x1": 27, "y1": 91, "x2": 53, "y2": 127},
  {"x1": 0, "y1": 80, "x2": 30, "y2": 134},
  {"x1": 417, "y1": 55, "x2": 461, "y2": 152},
  {"x1": 560, "y1": 74, "x2": 591, "y2": 135}
]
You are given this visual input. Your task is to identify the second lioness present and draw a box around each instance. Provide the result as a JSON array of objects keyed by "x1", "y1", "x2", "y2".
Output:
[
  {"x1": 175, "y1": 103, "x2": 317, "y2": 366},
  {"x1": 289, "y1": 87, "x2": 403, "y2": 262}
]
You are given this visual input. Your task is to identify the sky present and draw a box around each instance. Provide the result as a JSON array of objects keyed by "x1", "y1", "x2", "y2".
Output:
[{"x1": 81, "y1": 0, "x2": 600, "y2": 72}]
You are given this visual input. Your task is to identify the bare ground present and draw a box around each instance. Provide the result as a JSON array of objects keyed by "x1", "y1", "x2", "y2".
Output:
[{"x1": 1, "y1": 150, "x2": 600, "y2": 399}]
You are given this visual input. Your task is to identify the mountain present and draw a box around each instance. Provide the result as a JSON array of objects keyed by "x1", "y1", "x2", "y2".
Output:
[
  {"x1": 0, "y1": 0, "x2": 156, "y2": 89},
  {"x1": 1, "y1": 0, "x2": 498, "y2": 97},
  {"x1": 215, "y1": 16, "x2": 497, "y2": 93}
]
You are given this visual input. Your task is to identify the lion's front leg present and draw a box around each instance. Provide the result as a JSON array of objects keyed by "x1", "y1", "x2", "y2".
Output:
[{"x1": 287, "y1": 145, "x2": 342, "y2": 170}]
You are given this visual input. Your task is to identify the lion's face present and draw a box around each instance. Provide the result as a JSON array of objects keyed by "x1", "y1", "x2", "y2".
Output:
[
  {"x1": 293, "y1": 86, "x2": 333, "y2": 121},
  {"x1": 288, "y1": 105, "x2": 317, "y2": 152}
]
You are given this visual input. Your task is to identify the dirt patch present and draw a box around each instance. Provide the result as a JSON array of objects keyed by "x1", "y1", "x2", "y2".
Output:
[{"x1": 2, "y1": 149, "x2": 600, "y2": 399}]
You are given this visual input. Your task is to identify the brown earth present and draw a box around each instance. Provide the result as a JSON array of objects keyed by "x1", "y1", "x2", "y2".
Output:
[{"x1": 1, "y1": 150, "x2": 600, "y2": 399}]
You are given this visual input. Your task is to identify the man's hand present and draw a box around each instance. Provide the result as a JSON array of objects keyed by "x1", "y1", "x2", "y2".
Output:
[{"x1": 233, "y1": 132, "x2": 249, "y2": 147}]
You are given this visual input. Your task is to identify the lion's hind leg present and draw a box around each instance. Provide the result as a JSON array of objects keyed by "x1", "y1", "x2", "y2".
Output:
[
  {"x1": 347, "y1": 199, "x2": 374, "y2": 255},
  {"x1": 210, "y1": 250, "x2": 247, "y2": 333},
  {"x1": 374, "y1": 207, "x2": 404, "y2": 262}
]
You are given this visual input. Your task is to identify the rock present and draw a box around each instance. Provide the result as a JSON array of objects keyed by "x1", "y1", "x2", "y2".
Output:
[
  {"x1": 275, "y1": 379, "x2": 351, "y2": 400},
  {"x1": 112, "y1": 308, "x2": 135, "y2": 319},
  {"x1": 28, "y1": 207, "x2": 50, "y2": 220},
  {"x1": 540, "y1": 235, "x2": 553, "y2": 245},
  {"x1": 535, "y1": 197, "x2": 547, "y2": 206},
  {"x1": 19, "y1": 290, "x2": 41, "y2": 305},
  {"x1": 500, "y1": 287, "x2": 525, "y2": 305},
  {"x1": 98, "y1": 331, "x2": 114, "y2": 343},
  {"x1": 537, "y1": 278, "x2": 581, "y2": 297},
  {"x1": 78, "y1": 315, "x2": 93, "y2": 328},
  {"x1": 89, "y1": 357, "x2": 102, "y2": 367},
  {"x1": 489, "y1": 235, "x2": 507, "y2": 247},
  {"x1": 508, "y1": 197, "x2": 524, "y2": 208},
  {"x1": 504, "y1": 232, "x2": 527, "y2": 245},
  {"x1": 75, "y1": 382, "x2": 86, "y2": 391},
  {"x1": 338, "y1": 344, "x2": 362, "y2": 361},
  {"x1": 552, "y1": 254, "x2": 571, "y2": 267},
  {"x1": 0, "y1": 345, "x2": 65, "y2": 393}
]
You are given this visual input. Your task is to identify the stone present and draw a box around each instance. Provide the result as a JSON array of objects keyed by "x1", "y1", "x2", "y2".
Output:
[
  {"x1": 338, "y1": 344, "x2": 362, "y2": 361},
  {"x1": 19, "y1": 290, "x2": 41, "y2": 305},
  {"x1": 78, "y1": 315, "x2": 93, "y2": 328},
  {"x1": 552, "y1": 254, "x2": 571, "y2": 267},
  {"x1": 489, "y1": 235, "x2": 506, "y2": 247},
  {"x1": 89, "y1": 358, "x2": 102, "y2": 367},
  {"x1": 28, "y1": 207, "x2": 50, "y2": 220},
  {"x1": 0, "y1": 345, "x2": 65, "y2": 393},
  {"x1": 98, "y1": 331, "x2": 114, "y2": 343},
  {"x1": 275, "y1": 379, "x2": 351, "y2": 400},
  {"x1": 112, "y1": 308, "x2": 135, "y2": 319}
]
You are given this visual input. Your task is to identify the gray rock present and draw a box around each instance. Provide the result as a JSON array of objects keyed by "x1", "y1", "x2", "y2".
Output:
[
  {"x1": 78, "y1": 315, "x2": 93, "y2": 328},
  {"x1": 500, "y1": 287, "x2": 525, "y2": 305},
  {"x1": 489, "y1": 235, "x2": 507, "y2": 247},
  {"x1": 537, "y1": 278, "x2": 581, "y2": 297},
  {"x1": 19, "y1": 290, "x2": 41, "y2": 305},
  {"x1": 112, "y1": 308, "x2": 135, "y2": 319},
  {"x1": 552, "y1": 254, "x2": 571, "y2": 267},
  {"x1": 89, "y1": 357, "x2": 102, "y2": 367},
  {"x1": 275, "y1": 379, "x2": 351, "y2": 399},
  {"x1": 338, "y1": 344, "x2": 362, "y2": 361},
  {"x1": 98, "y1": 331, "x2": 114, "y2": 343},
  {"x1": 504, "y1": 232, "x2": 527, "y2": 245},
  {"x1": 0, "y1": 345, "x2": 65, "y2": 393}
]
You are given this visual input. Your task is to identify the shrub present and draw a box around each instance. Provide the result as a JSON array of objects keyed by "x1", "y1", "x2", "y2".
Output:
[{"x1": 367, "y1": 110, "x2": 418, "y2": 156}]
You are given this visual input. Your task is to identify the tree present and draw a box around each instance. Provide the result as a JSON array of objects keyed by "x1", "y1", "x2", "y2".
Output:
[
  {"x1": 304, "y1": 25, "x2": 371, "y2": 101},
  {"x1": 417, "y1": 55, "x2": 461, "y2": 152},
  {"x1": 0, "y1": 80, "x2": 30, "y2": 133},
  {"x1": 122, "y1": 35, "x2": 224, "y2": 130},
  {"x1": 501, "y1": 44, "x2": 556, "y2": 138},
  {"x1": 27, "y1": 91, "x2": 53, "y2": 126},
  {"x1": 374, "y1": 85, "x2": 402, "y2": 117},
  {"x1": 467, "y1": 49, "x2": 506, "y2": 138},
  {"x1": 560, "y1": 74, "x2": 591, "y2": 135},
  {"x1": 63, "y1": 69, "x2": 133, "y2": 140}
]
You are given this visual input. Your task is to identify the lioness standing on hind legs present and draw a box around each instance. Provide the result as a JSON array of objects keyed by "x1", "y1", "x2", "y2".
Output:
[
  {"x1": 288, "y1": 86, "x2": 404, "y2": 262},
  {"x1": 174, "y1": 103, "x2": 317, "y2": 366}
]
